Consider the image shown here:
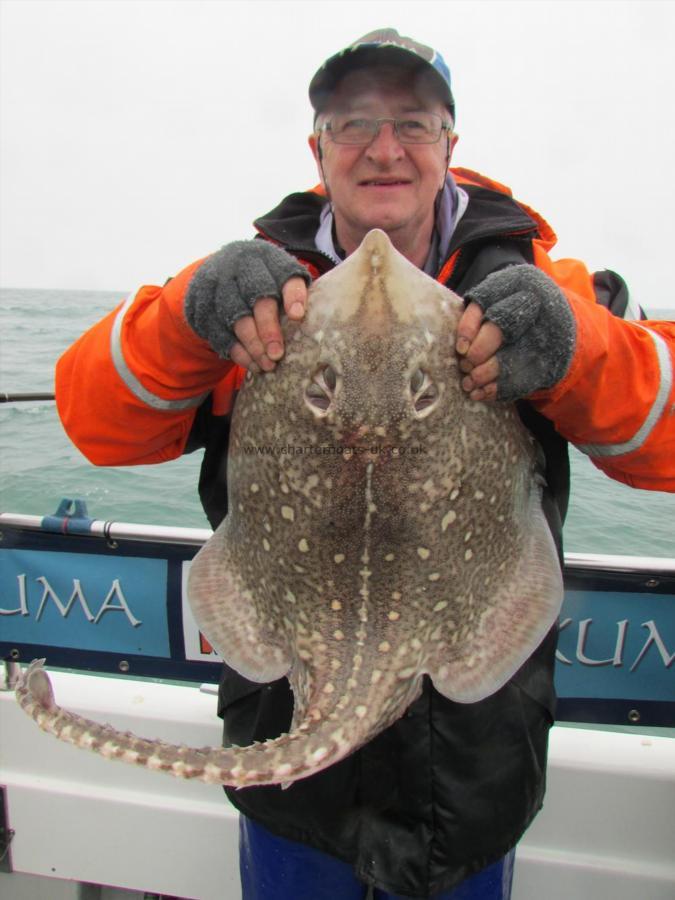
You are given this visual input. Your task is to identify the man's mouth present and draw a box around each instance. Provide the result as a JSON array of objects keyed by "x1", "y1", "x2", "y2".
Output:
[{"x1": 359, "y1": 178, "x2": 411, "y2": 186}]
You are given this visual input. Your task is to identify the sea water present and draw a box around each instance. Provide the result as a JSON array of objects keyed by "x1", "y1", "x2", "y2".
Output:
[{"x1": 1, "y1": 288, "x2": 674, "y2": 558}]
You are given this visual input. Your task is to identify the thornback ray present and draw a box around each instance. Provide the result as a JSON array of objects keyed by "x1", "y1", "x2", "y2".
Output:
[{"x1": 16, "y1": 229, "x2": 564, "y2": 787}]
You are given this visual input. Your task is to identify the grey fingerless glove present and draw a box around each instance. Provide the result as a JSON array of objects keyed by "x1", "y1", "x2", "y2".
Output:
[
  {"x1": 464, "y1": 264, "x2": 576, "y2": 402},
  {"x1": 184, "y1": 240, "x2": 311, "y2": 358}
]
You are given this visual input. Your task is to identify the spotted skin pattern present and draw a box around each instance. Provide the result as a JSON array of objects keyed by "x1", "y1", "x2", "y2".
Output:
[{"x1": 16, "y1": 230, "x2": 563, "y2": 787}]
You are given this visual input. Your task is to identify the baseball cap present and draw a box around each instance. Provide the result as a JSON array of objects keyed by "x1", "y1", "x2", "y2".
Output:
[{"x1": 309, "y1": 28, "x2": 455, "y2": 122}]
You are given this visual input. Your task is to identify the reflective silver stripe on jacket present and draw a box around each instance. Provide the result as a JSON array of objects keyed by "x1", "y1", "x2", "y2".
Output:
[
  {"x1": 110, "y1": 292, "x2": 209, "y2": 411},
  {"x1": 577, "y1": 325, "x2": 672, "y2": 458}
]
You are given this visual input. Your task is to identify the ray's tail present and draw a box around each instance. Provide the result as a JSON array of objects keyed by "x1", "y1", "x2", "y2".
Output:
[{"x1": 15, "y1": 660, "x2": 416, "y2": 787}]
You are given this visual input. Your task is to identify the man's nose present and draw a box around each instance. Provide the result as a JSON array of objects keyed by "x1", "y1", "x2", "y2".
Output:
[{"x1": 365, "y1": 121, "x2": 405, "y2": 162}]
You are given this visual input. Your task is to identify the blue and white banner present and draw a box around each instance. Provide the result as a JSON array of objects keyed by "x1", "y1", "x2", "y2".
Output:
[
  {"x1": 1, "y1": 548, "x2": 170, "y2": 657},
  {"x1": 556, "y1": 588, "x2": 674, "y2": 701}
]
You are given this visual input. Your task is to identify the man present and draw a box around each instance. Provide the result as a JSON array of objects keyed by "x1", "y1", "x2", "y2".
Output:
[{"x1": 56, "y1": 29, "x2": 675, "y2": 900}]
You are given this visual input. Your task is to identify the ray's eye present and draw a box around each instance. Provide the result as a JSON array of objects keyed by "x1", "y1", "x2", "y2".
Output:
[
  {"x1": 305, "y1": 364, "x2": 337, "y2": 413},
  {"x1": 323, "y1": 364, "x2": 337, "y2": 391},
  {"x1": 410, "y1": 368, "x2": 425, "y2": 393},
  {"x1": 306, "y1": 383, "x2": 331, "y2": 410},
  {"x1": 410, "y1": 369, "x2": 439, "y2": 415}
]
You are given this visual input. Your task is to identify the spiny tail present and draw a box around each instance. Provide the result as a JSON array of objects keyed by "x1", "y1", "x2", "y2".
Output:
[{"x1": 15, "y1": 660, "x2": 400, "y2": 788}]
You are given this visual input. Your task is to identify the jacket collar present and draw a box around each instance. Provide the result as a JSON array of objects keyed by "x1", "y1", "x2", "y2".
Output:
[{"x1": 253, "y1": 173, "x2": 541, "y2": 276}]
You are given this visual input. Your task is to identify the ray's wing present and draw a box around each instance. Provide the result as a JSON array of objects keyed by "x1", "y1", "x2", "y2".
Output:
[
  {"x1": 187, "y1": 518, "x2": 292, "y2": 683},
  {"x1": 425, "y1": 481, "x2": 563, "y2": 703}
]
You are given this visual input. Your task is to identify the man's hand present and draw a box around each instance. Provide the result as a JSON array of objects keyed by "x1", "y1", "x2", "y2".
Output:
[
  {"x1": 184, "y1": 241, "x2": 311, "y2": 372},
  {"x1": 455, "y1": 265, "x2": 576, "y2": 402},
  {"x1": 229, "y1": 280, "x2": 308, "y2": 372}
]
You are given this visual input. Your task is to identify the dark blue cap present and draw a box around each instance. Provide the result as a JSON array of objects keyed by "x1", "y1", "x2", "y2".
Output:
[{"x1": 309, "y1": 28, "x2": 455, "y2": 122}]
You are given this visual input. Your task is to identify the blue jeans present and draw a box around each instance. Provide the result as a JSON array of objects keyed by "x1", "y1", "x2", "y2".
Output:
[{"x1": 239, "y1": 815, "x2": 515, "y2": 899}]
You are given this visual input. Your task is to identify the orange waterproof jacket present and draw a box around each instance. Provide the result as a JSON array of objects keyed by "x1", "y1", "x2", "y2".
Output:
[{"x1": 55, "y1": 168, "x2": 675, "y2": 493}]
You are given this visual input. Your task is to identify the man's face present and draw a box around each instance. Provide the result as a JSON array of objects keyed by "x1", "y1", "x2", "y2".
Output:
[{"x1": 309, "y1": 66, "x2": 457, "y2": 258}]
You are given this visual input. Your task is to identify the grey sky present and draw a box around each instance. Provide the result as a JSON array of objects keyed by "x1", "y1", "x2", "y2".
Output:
[{"x1": 1, "y1": 0, "x2": 674, "y2": 312}]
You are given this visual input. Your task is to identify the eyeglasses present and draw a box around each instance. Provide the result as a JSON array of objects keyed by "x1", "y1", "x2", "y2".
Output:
[{"x1": 320, "y1": 113, "x2": 452, "y2": 146}]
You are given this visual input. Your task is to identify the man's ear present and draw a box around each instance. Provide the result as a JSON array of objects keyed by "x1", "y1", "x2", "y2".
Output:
[
  {"x1": 441, "y1": 132, "x2": 460, "y2": 189},
  {"x1": 448, "y1": 132, "x2": 459, "y2": 161},
  {"x1": 308, "y1": 133, "x2": 321, "y2": 160},
  {"x1": 308, "y1": 133, "x2": 327, "y2": 190}
]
